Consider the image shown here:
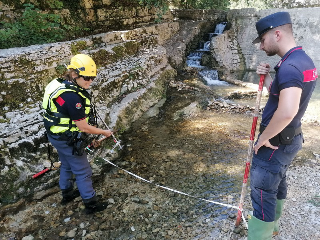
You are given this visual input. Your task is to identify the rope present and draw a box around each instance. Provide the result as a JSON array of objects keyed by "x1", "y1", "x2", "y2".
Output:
[{"x1": 101, "y1": 157, "x2": 248, "y2": 229}]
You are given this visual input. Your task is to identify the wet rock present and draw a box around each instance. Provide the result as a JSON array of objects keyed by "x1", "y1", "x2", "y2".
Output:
[
  {"x1": 67, "y1": 228, "x2": 77, "y2": 238},
  {"x1": 131, "y1": 197, "x2": 140, "y2": 203},
  {"x1": 140, "y1": 199, "x2": 149, "y2": 204},
  {"x1": 33, "y1": 186, "x2": 60, "y2": 201},
  {"x1": 0, "y1": 199, "x2": 25, "y2": 218},
  {"x1": 22, "y1": 235, "x2": 34, "y2": 240},
  {"x1": 233, "y1": 227, "x2": 241, "y2": 234}
]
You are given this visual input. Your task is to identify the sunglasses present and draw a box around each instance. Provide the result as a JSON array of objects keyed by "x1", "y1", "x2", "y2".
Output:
[{"x1": 79, "y1": 75, "x2": 95, "y2": 81}]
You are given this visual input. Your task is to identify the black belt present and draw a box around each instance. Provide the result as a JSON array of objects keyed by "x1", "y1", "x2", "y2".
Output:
[{"x1": 259, "y1": 124, "x2": 302, "y2": 145}]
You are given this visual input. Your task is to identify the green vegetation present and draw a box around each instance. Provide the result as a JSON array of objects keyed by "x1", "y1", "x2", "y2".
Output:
[
  {"x1": 0, "y1": 3, "x2": 67, "y2": 49},
  {"x1": 70, "y1": 41, "x2": 88, "y2": 55},
  {"x1": 0, "y1": 1, "x2": 90, "y2": 49}
]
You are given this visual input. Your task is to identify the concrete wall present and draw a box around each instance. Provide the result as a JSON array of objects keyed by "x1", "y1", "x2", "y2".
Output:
[{"x1": 211, "y1": 7, "x2": 320, "y2": 82}]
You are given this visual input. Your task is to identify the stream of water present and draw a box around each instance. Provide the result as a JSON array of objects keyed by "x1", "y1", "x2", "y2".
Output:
[
  {"x1": 186, "y1": 23, "x2": 229, "y2": 86},
  {"x1": 186, "y1": 21, "x2": 320, "y2": 121}
]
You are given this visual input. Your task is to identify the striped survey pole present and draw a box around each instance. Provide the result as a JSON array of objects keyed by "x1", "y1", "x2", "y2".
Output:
[{"x1": 235, "y1": 74, "x2": 265, "y2": 227}]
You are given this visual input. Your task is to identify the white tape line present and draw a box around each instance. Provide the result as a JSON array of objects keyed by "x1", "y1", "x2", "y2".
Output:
[{"x1": 103, "y1": 158, "x2": 248, "y2": 229}]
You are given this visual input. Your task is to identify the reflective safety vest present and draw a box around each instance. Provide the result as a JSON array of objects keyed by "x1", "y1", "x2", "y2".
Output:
[{"x1": 42, "y1": 78, "x2": 91, "y2": 134}]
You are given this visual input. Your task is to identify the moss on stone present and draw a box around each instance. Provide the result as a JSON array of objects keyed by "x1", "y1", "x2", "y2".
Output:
[
  {"x1": 17, "y1": 56, "x2": 36, "y2": 71},
  {"x1": 55, "y1": 64, "x2": 67, "y2": 76},
  {"x1": 140, "y1": 35, "x2": 158, "y2": 48},
  {"x1": 92, "y1": 42, "x2": 140, "y2": 68},
  {"x1": 92, "y1": 36, "x2": 104, "y2": 47},
  {"x1": 123, "y1": 41, "x2": 140, "y2": 55},
  {"x1": 71, "y1": 40, "x2": 88, "y2": 55},
  {"x1": 92, "y1": 49, "x2": 112, "y2": 67},
  {"x1": 111, "y1": 45, "x2": 126, "y2": 58},
  {"x1": 0, "y1": 167, "x2": 20, "y2": 204},
  {"x1": 0, "y1": 82, "x2": 27, "y2": 109}
]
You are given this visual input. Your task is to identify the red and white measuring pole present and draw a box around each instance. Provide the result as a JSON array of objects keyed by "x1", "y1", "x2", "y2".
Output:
[
  {"x1": 235, "y1": 74, "x2": 265, "y2": 227},
  {"x1": 32, "y1": 168, "x2": 51, "y2": 178}
]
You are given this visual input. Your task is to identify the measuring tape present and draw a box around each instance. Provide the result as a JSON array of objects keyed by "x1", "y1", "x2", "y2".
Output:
[{"x1": 102, "y1": 158, "x2": 248, "y2": 229}]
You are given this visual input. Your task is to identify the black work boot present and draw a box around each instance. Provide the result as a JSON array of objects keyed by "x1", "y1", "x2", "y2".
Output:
[
  {"x1": 83, "y1": 195, "x2": 108, "y2": 214},
  {"x1": 61, "y1": 188, "x2": 80, "y2": 205}
]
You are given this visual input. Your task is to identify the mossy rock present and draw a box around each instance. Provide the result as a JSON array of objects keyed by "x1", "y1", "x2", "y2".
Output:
[
  {"x1": 71, "y1": 40, "x2": 88, "y2": 55},
  {"x1": 91, "y1": 41, "x2": 140, "y2": 68}
]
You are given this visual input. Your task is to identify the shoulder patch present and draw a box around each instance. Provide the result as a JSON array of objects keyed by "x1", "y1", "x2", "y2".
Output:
[
  {"x1": 56, "y1": 96, "x2": 65, "y2": 106},
  {"x1": 75, "y1": 103, "x2": 82, "y2": 109}
]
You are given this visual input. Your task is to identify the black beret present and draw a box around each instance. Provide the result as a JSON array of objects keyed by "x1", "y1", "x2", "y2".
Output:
[{"x1": 253, "y1": 12, "x2": 292, "y2": 44}]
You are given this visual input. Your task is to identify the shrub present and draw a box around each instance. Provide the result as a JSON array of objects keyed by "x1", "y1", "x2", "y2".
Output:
[{"x1": 0, "y1": 4, "x2": 66, "y2": 49}]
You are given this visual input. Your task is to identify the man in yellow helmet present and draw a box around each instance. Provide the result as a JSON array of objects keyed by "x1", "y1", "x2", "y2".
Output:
[{"x1": 42, "y1": 54, "x2": 112, "y2": 214}]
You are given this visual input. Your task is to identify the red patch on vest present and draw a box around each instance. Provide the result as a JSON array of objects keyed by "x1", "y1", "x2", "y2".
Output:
[
  {"x1": 75, "y1": 103, "x2": 82, "y2": 109},
  {"x1": 56, "y1": 96, "x2": 65, "y2": 106}
]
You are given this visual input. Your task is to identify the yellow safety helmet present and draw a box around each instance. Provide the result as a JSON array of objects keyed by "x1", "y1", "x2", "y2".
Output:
[{"x1": 67, "y1": 54, "x2": 97, "y2": 77}]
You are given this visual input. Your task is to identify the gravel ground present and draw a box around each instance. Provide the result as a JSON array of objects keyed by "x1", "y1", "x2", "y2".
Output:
[{"x1": 0, "y1": 77, "x2": 319, "y2": 240}]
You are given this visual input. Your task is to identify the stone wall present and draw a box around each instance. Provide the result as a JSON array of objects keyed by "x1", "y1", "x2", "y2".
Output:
[
  {"x1": 0, "y1": 22, "x2": 180, "y2": 204},
  {"x1": 211, "y1": 8, "x2": 320, "y2": 82},
  {"x1": 0, "y1": 0, "x2": 173, "y2": 36},
  {"x1": 0, "y1": 11, "x2": 225, "y2": 205},
  {"x1": 169, "y1": 9, "x2": 228, "y2": 69}
]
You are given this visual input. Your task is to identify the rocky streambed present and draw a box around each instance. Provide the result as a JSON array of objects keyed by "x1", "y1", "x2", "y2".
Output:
[{"x1": 1, "y1": 73, "x2": 320, "y2": 240}]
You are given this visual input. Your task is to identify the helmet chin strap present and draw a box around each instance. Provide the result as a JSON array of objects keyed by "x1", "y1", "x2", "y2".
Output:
[
  {"x1": 68, "y1": 68, "x2": 84, "y2": 89},
  {"x1": 71, "y1": 69, "x2": 81, "y2": 87},
  {"x1": 71, "y1": 76, "x2": 83, "y2": 89}
]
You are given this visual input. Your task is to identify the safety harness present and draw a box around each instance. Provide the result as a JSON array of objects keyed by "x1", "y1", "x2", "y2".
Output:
[{"x1": 42, "y1": 78, "x2": 91, "y2": 134}]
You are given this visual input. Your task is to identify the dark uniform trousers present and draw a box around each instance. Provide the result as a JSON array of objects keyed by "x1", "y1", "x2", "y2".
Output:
[{"x1": 47, "y1": 133, "x2": 96, "y2": 200}]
